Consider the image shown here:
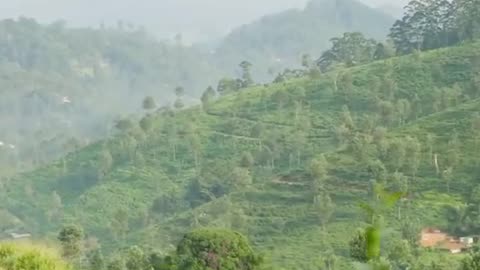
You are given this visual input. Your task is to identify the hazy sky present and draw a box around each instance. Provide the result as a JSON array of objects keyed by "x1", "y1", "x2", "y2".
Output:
[{"x1": 0, "y1": 0, "x2": 407, "y2": 42}]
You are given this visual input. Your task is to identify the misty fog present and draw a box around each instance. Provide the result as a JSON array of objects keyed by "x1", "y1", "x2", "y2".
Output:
[
  {"x1": 0, "y1": 0, "x2": 405, "y2": 176},
  {"x1": 1, "y1": 0, "x2": 407, "y2": 42}
]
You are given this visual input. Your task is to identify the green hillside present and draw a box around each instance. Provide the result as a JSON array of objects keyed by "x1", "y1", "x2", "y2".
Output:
[{"x1": 2, "y1": 41, "x2": 480, "y2": 269}]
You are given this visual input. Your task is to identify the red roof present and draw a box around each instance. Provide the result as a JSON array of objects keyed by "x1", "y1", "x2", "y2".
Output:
[{"x1": 420, "y1": 228, "x2": 467, "y2": 252}]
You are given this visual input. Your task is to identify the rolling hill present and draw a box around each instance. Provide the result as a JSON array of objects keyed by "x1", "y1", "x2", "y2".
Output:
[{"x1": 1, "y1": 40, "x2": 480, "y2": 269}]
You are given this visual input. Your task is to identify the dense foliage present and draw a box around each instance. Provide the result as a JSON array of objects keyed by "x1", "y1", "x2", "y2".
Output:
[
  {"x1": 1, "y1": 39, "x2": 480, "y2": 269},
  {"x1": 0, "y1": 243, "x2": 70, "y2": 270},
  {"x1": 174, "y1": 228, "x2": 263, "y2": 270},
  {"x1": 389, "y1": 0, "x2": 480, "y2": 54}
]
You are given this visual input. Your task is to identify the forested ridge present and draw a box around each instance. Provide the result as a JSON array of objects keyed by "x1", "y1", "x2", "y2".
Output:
[
  {"x1": 1, "y1": 0, "x2": 480, "y2": 269},
  {"x1": 215, "y1": 0, "x2": 394, "y2": 79}
]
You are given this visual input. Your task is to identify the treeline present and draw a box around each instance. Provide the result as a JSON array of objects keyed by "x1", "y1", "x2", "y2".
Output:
[
  {"x1": 53, "y1": 225, "x2": 263, "y2": 270},
  {"x1": 318, "y1": 0, "x2": 480, "y2": 71}
]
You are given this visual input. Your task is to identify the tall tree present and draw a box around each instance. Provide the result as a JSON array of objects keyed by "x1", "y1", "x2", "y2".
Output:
[
  {"x1": 89, "y1": 249, "x2": 106, "y2": 270},
  {"x1": 310, "y1": 155, "x2": 329, "y2": 194},
  {"x1": 391, "y1": 172, "x2": 409, "y2": 219},
  {"x1": 341, "y1": 105, "x2": 355, "y2": 130},
  {"x1": 230, "y1": 167, "x2": 252, "y2": 189},
  {"x1": 405, "y1": 136, "x2": 421, "y2": 179},
  {"x1": 301, "y1": 53, "x2": 313, "y2": 69},
  {"x1": 125, "y1": 246, "x2": 149, "y2": 270},
  {"x1": 200, "y1": 86, "x2": 216, "y2": 111},
  {"x1": 387, "y1": 239, "x2": 414, "y2": 270},
  {"x1": 313, "y1": 191, "x2": 335, "y2": 231},
  {"x1": 239, "y1": 61, "x2": 254, "y2": 88},
  {"x1": 47, "y1": 190, "x2": 63, "y2": 222},
  {"x1": 377, "y1": 101, "x2": 395, "y2": 126},
  {"x1": 142, "y1": 96, "x2": 156, "y2": 112},
  {"x1": 389, "y1": 0, "x2": 458, "y2": 54},
  {"x1": 97, "y1": 148, "x2": 113, "y2": 181},
  {"x1": 454, "y1": 0, "x2": 480, "y2": 41},
  {"x1": 239, "y1": 151, "x2": 254, "y2": 168},
  {"x1": 472, "y1": 113, "x2": 480, "y2": 165},
  {"x1": 386, "y1": 139, "x2": 406, "y2": 172},
  {"x1": 58, "y1": 224, "x2": 84, "y2": 260},
  {"x1": 139, "y1": 115, "x2": 154, "y2": 133},
  {"x1": 107, "y1": 257, "x2": 125, "y2": 270},
  {"x1": 174, "y1": 86, "x2": 185, "y2": 110},
  {"x1": 395, "y1": 99, "x2": 411, "y2": 126},
  {"x1": 317, "y1": 32, "x2": 378, "y2": 71}
]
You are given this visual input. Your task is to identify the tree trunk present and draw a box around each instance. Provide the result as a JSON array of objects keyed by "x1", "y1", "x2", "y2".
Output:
[
  {"x1": 172, "y1": 143, "x2": 176, "y2": 161},
  {"x1": 288, "y1": 153, "x2": 293, "y2": 170},
  {"x1": 297, "y1": 150, "x2": 301, "y2": 167},
  {"x1": 194, "y1": 151, "x2": 199, "y2": 169}
]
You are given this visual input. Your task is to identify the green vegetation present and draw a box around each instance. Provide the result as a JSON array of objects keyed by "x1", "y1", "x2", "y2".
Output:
[
  {"x1": 173, "y1": 228, "x2": 263, "y2": 270},
  {"x1": 0, "y1": 243, "x2": 70, "y2": 270},
  {"x1": 1, "y1": 39, "x2": 480, "y2": 269},
  {"x1": 1, "y1": 0, "x2": 480, "y2": 269}
]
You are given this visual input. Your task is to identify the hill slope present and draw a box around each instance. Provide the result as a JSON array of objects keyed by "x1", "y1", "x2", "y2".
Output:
[{"x1": 2, "y1": 42, "x2": 480, "y2": 269}]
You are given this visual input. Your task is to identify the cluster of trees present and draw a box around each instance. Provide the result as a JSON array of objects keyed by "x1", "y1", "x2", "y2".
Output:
[
  {"x1": 55, "y1": 225, "x2": 263, "y2": 270},
  {"x1": 313, "y1": 0, "x2": 480, "y2": 72},
  {"x1": 317, "y1": 32, "x2": 392, "y2": 72},
  {"x1": 390, "y1": 0, "x2": 480, "y2": 54}
]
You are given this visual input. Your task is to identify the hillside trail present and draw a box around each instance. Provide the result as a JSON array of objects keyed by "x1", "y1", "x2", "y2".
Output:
[{"x1": 206, "y1": 111, "x2": 331, "y2": 133}]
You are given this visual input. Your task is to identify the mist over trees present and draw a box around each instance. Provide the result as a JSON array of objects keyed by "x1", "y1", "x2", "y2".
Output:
[{"x1": 0, "y1": 0, "x2": 480, "y2": 269}]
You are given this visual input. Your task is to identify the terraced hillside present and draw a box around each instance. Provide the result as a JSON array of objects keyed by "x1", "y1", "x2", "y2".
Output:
[{"x1": 2, "y1": 42, "x2": 480, "y2": 269}]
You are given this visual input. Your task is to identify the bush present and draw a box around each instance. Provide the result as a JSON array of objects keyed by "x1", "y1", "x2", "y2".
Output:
[{"x1": 0, "y1": 243, "x2": 70, "y2": 270}]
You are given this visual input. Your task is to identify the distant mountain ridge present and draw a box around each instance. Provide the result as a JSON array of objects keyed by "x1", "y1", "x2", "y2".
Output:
[{"x1": 214, "y1": 0, "x2": 395, "y2": 80}]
